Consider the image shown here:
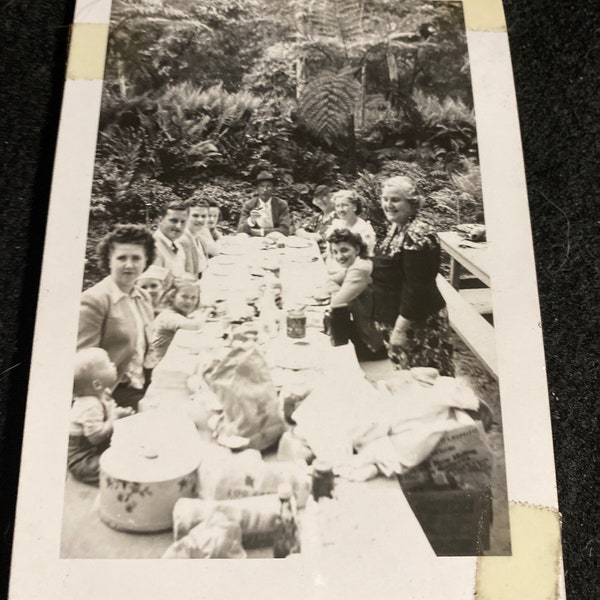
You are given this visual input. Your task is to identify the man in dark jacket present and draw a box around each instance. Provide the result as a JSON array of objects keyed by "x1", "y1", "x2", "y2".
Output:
[{"x1": 237, "y1": 171, "x2": 291, "y2": 237}]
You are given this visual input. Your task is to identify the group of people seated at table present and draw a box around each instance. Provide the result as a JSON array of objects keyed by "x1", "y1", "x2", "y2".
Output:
[{"x1": 69, "y1": 170, "x2": 455, "y2": 485}]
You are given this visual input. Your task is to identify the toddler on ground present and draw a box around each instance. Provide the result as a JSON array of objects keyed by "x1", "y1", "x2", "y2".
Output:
[{"x1": 68, "y1": 348, "x2": 133, "y2": 485}]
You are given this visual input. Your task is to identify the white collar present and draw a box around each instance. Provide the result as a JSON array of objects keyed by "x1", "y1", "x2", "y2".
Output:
[
  {"x1": 155, "y1": 228, "x2": 182, "y2": 250},
  {"x1": 107, "y1": 276, "x2": 143, "y2": 305}
]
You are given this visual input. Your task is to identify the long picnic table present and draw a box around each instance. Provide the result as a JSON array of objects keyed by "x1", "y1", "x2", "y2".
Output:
[
  {"x1": 61, "y1": 236, "x2": 435, "y2": 559},
  {"x1": 61, "y1": 234, "x2": 498, "y2": 559}
]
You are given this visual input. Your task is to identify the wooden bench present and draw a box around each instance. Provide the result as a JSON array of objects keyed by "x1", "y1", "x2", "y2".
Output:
[
  {"x1": 458, "y1": 287, "x2": 493, "y2": 316},
  {"x1": 437, "y1": 275, "x2": 498, "y2": 379}
]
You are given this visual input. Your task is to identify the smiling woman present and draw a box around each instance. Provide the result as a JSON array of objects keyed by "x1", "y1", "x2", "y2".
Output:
[
  {"x1": 326, "y1": 228, "x2": 385, "y2": 359},
  {"x1": 372, "y1": 176, "x2": 454, "y2": 375},
  {"x1": 77, "y1": 224, "x2": 157, "y2": 411}
]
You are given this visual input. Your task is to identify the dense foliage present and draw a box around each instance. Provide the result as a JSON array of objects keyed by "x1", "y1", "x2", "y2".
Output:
[{"x1": 86, "y1": 0, "x2": 483, "y2": 285}]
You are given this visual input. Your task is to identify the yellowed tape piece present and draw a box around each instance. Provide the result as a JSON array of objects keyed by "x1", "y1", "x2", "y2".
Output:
[
  {"x1": 476, "y1": 502, "x2": 562, "y2": 600},
  {"x1": 461, "y1": 0, "x2": 507, "y2": 32},
  {"x1": 66, "y1": 23, "x2": 109, "y2": 80}
]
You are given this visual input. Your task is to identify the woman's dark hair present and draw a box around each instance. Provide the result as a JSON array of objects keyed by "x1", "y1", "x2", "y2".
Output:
[
  {"x1": 96, "y1": 224, "x2": 156, "y2": 273},
  {"x1": 326, "y1": 228, "x2": 369, "y2": 259}
]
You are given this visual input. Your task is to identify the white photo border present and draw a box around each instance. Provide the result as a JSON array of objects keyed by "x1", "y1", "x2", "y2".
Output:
[{"x1": 9, "y1": 1, "x2": 563, "y2": 598}]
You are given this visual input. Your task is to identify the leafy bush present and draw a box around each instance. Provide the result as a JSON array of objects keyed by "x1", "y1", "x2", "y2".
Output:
[
  {"x1": 84, "y1": 0, "x2": 484, "y2": 288},
  {"x1": 412, "y1": 89, "x2": 477, "y2": 158},
  {"x1": 179, "y1": 178, "x2": 253, "y2": 228},
  {"x1": 243, "y1": 43, "x2": 298, "y2": 98}
]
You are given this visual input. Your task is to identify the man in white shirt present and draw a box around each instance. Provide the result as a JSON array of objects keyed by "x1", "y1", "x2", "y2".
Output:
[
  {"x1": 237, "y1": 171, "x2": 291, "y2": 237},
  {"x1": 152, "y1": 201, "x2": 190, "y2": 279}
]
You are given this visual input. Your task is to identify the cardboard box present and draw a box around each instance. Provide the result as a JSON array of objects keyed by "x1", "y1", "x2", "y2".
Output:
[{"x1": 404, "y1": 487, "x2": 492, "y2": 556}]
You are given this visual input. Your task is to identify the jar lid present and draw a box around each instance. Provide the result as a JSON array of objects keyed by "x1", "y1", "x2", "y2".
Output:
[
  {"x1": 277, "y1": 482, "x2": 293, "y2": 500},
  {"x1": 312, "y1": 459, "x2": 333, "y2": 474}
]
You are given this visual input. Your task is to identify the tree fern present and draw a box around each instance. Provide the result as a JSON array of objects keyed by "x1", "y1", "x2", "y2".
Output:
[
  {"x1": 299, "y1": 68, "x2": 360, "y2": 145},
  {"x1": 305, "y1": 0, "x2": 364, "y2": 48}
]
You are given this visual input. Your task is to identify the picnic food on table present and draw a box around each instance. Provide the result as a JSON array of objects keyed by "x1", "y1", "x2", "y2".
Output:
[{"x1": 71, "y1": 231, "x2": 495, "y2": 558}]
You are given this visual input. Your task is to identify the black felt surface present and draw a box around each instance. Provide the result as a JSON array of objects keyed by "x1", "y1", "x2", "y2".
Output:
[{"x1": 0, "y1": 1, "x2": 598, "y2": 598}]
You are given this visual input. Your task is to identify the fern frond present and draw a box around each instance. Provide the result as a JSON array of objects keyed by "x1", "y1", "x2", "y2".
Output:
[
  {"x1": 306, "y1": 0, "x2": 364, "y2": 44},
  {"x1": 299, "y1": 70, "x2": 360, "y2": 144}
]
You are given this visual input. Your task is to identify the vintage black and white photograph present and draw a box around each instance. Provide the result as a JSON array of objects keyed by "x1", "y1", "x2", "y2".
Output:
[
  {"x1": 55, "y1": 0, "x2": 514, "y2": 561},
  {"x1": 5, "y1": 0, "x2": 573, "y2": 595}
]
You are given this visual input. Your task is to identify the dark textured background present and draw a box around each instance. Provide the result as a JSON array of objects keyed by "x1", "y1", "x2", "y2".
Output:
[{"x1": 0, "y1": 1, "x2": 598, "y2": 597}]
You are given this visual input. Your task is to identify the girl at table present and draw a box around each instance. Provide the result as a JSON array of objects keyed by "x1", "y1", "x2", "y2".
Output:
[
  {"x1": 327, "y1": 190, "x2": 376, "y2": 256},
  {"x1": 372, "y1": 176, "x2": 454, "y2": 375},
  {"x1": 151, "y1": 278, "x2": 207, "y2": 363},
  {"x1": 326, "y1": 228, "x2": 385, "y2": 359}
]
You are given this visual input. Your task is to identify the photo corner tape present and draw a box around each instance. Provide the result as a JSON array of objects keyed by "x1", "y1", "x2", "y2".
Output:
[
  {"x1": 66, "y1": 23, "x2": 109, "y2": 81},
  {"x1": 461, "y1": 0, "x2": 507, "y2": 32},
  {"x1": 475, "y1": 502, "x2": 562, "y2": 600}
]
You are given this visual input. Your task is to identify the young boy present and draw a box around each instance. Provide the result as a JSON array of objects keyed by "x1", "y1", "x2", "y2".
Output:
[
  {"x1": 189, "y1": 199, "x2": 219, "y2": 258},
  {"x1": 68, "y1": 348, "x2": 133, "y2": 485},
  {"x1": 207, "y1": 201, "x2": 223, "y2": 242},
  {"x1": 136, "y1": 264, "x2": 170, "y2": 316}
]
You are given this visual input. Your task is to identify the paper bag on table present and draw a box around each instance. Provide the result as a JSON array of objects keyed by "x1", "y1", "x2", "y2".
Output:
[
  {"x1": 173, "y1": 496, "x2": 281, "y2": 547},
  {"x1": 205, "y1": 344, "x2": 285, "y2": 451},
  {"x1": 163, "y1": 506, "x2": 246, "y2": 559},
  {"x1": 428, "y1": 423, "x2": 493, "y2": 489},
  {"x1": 197, "y1": 446, "x2": 311, "y2": 507}
]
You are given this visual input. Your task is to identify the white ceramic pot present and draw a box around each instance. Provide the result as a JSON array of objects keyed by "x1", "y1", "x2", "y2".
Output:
[{"x1": 99, "y1": 412, "x2": 202, "y2": 533}]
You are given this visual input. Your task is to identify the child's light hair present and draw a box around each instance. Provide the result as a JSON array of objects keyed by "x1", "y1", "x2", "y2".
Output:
[
  {"x1": 163, "y1": 277, "x2": 201, "y2": 311},
  {"x1": 73, "y1": 348, "x2": 111, "y2": 396},
  {"x1": 331, "y1": 189, "x2": 362, "y2": 215}
]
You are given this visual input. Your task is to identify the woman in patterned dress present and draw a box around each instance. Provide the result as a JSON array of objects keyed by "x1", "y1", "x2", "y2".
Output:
[{"x1": 371, "y1": 176, "x2": 454, "y2": 375}]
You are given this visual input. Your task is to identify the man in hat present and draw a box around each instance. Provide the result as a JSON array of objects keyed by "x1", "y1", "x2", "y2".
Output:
[{"x1": 237, "y1": 171, "x2": 291, "y2": 237}]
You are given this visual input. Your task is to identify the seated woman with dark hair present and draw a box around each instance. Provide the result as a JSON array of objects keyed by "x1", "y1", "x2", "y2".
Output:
[
  {"x1": 326, "y1": 228, "x2": 385, "y2": 359},
  {"x1": 77, "y1": 224, "x2": 157, "y2": 411}
]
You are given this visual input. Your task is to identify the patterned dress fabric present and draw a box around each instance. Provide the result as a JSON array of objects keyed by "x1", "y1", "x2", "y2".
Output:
[{"x1": 374, "y1": 219, "x2": 455, "y2": 376}]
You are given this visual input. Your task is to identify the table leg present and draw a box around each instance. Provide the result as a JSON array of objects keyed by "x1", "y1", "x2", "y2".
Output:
[{"x1": 450, "y1": 259, "x2": 462, "y2": 289}]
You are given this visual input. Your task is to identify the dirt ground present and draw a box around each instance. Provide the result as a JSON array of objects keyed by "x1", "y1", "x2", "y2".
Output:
[{"x1": 452, "y1": 333, "x2": 511, "y2": 555}]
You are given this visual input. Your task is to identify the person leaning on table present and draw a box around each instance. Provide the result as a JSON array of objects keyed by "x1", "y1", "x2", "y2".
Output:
[
  {"x1": 371, "y1": 176, "x2": 454, "y2": 376},
  {"x1": 237, "y1": 171, "x2": 291, "y2": 237},
  {"x1": 77, "y1": 224, "x2": 157, "y2": 412}
]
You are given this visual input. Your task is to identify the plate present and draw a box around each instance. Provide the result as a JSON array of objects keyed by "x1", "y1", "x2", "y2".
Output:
[
  {"x1": 307, "y1": 297, "x2": 330, "y2": 306},
  {"x1": 285, "y1": 236, "x2": 312, "y2": 249}
]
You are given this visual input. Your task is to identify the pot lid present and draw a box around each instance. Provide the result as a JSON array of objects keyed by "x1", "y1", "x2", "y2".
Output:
[{"x1": 101, "y1": 411, "x2": 202, "y2": 482}]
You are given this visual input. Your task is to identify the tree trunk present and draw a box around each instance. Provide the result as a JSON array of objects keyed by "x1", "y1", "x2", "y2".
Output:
[
  {"x1": 295, "y1": 56, "x2": 306, "y2": 100},
  {"x1": 358, "y1": 63, "x2": 366, "y2": 127},
  {"x1": 347, "y1": 114, "x2": 357, "y2": 174},
  {"x1": 408, "y1": 48, "x2": 419, "y2": 97},
  {"x1": 386, "y1": 46, "x2": 399, "y2": 113}
]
